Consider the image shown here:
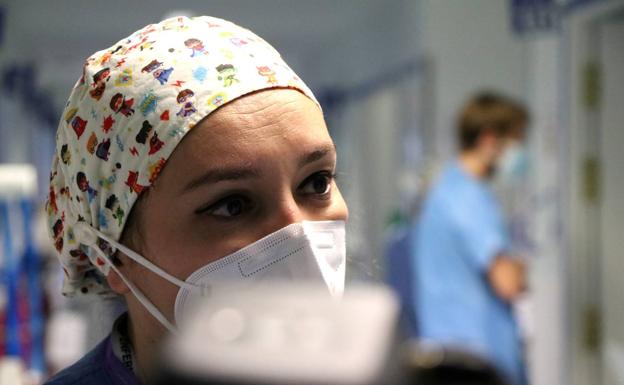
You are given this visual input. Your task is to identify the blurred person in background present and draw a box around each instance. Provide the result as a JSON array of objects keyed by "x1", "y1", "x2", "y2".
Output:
[
  {"x1": 44, "y1": 16, "x2": 348, "y2": 385},
  {"x1": 412, "y1": 92, "x2": 529, "y2": 385}
]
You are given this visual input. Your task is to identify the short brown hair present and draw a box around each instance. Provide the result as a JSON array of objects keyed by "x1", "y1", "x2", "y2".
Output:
[{"x1": 457, "y1": 91, "x2": 528, "y2": 151}]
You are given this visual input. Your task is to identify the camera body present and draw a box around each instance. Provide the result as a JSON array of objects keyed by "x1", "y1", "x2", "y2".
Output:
[{"x1": 151, "y1": 284, "x2": 508, "y2": 385}]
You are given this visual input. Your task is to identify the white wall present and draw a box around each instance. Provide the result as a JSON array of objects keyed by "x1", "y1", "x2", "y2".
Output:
[
  {"x1": 599, "y1": 17, "x2": 624, "y2": 384},
  {"x1": 525, "y1": 35, "x2": 567, "y2": 385},
  {"x1": 419, "y1": 0, "x2": 529, "y2": 161},
  {"x1": 565, "y1": 4, "x2": 624, "y2": 385}
]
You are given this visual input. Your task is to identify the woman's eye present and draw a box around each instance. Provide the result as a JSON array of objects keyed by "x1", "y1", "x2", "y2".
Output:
[
  {"x1": 204, "y1": 196, "x2": 250, "y2": 218},
  {"x1": 299, "y1": 172, "x2": 334, "y2": 196}
]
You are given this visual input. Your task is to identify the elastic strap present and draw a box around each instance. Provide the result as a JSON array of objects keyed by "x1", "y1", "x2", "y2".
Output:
[
  {"x1": 91, "y1": 227, "x2": 197, "y2": 292},
  {"x1": 91, "y1": 244, "x2": 177, "y2": 333}
]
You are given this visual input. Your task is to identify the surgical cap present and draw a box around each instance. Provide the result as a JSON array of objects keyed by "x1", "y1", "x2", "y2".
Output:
[{"x1": 46, "y1": 16, "x2": 319, "y2": 297}]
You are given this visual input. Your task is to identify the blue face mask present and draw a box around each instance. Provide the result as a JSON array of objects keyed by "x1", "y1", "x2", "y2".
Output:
[{"x1": 498, "y1": 142, "x2": 530, "y2": 181}]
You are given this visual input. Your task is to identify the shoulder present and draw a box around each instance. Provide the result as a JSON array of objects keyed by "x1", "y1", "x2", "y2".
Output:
[
  {"x1": 44, "y1": 337, "x2": 113, "y2": 385},
  {"x1": 425, "y1": 166, "x2": 476, "y2": 212},
  {"x1": 425, "y1": 167, "x2": 501, "y2": 227}
]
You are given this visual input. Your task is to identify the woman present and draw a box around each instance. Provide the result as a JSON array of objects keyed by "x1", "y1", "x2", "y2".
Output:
[{"x1": 45, "y1": 16, "x2": 348, "y2": 385}]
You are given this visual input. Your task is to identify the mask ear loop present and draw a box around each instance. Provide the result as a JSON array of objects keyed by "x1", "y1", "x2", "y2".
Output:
[
  {"x1": 74, "y1": 222, "x2": 183, "y2": 333},
  {"x1": 90, "y1": 244, "x2": 177, "y2": 334},
  {"x1": 75, "y1": 222, "x2": 198, "y2": 292}
]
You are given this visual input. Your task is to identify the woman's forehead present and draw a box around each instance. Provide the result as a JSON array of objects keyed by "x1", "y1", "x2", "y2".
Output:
[
  {"x1": 186, "y1": 90, "x2": 328, "y2": 149},
  {"x1": 207, "y1": 89, "x2": 321, "y2": 128},
  {"x1": 157, "y1": 90, "x2": 333, "y2": 181}
]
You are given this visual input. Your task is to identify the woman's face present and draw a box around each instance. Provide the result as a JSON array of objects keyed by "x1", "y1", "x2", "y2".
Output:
[{"x1": 112, "y1": 89, "x2": 348, "y2": 328}]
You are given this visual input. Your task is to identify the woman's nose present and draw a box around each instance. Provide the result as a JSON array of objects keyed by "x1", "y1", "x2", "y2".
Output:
[{"x1": 261, "y1": 194, "x2": 305, "y2": 235}]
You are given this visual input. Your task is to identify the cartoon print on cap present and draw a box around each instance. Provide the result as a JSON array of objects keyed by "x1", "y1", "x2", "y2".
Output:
[
  {"x1": 192, "y1": 66, "x2": 207, "y2": 82},
  {"x1": 149, "y1": 133, "x2": 164, "y2": 155},
  {"x1": 148, "y1": 158, "x2": 166, "y2": 184},
  {"x1": 64, "y1": 107, "x2": 78, "y2": 124},
  {"x1": 153, "y1": 67, "x2": 173, "y2": 85},
  {"x1": 96, "y1": 138, "x2": 111, "y2": 161},
  {"x1": 114, "y1": 57, "x2": 126, "y2": 69},
  {"x1": 229, "y1": 37, "x2": 248, "y2": 47},
  {"x1": 86, "y1": 132, "x2": 98, "y2": 154},
  {"x1": 90, "y1": 68, "x2": 111, "y2": 100},
  {"x1": 71, "y1": 115, "x2": 88, "y2": 139},
  {"x1": 125, "y1": 171, "x2": 147, "y2": 194},
  {"x1": 47, "y1": 186, "x2": 58, "y2": 215},
  {"x1": 140, "y1": 40, "x2": 156, "y2": 51},
  {"x1": 208, "y1": 92, "x2": 227, "y2": 107},
  {"x1": 257, "y1": 66, "x2": 277, "y2": 84},
  {"x1": 131, "y1": 119, "x2": 164, "y2": 155},
  {"x1": 114, "y1": 68, "x2": 133, "y2": 87},
  {"x1": 139, "y1": 92, "x2": 158, "y2": 116},
  {"x1": 216, "y1": 64, "x2": 239, "y2": 87},
  {"x1": 52, "y1": 219, "x2": 64, "y2": 252},
  {"x1": 99, "y1": 172, "x2": 117, "y2": 190},
  {"x1": 102, "y1": 115, "x2": 115, "y2": 133},
  {"x1": 184, "y1": 38, "x2": 207, "y2": 57},
  {"x1": 110, "y1": 93, "x2": 135, "y2": 117},
  {"x1": 105, "y1": 194, "x2": 125, "y2": 227},
  {"x1": 69, "y1": 247, "x2": 88, "y2": 262},
  {"x1": 60, "y1": 144, "x2": 71, "y2": 165},
  {"x1": 142, "y1": 59, "x2": 163, "y2": 73},
  {"x1": 135, "y1": 120, "x2": 153, "y2": 144},
  {"x1": 176, "y1": 89, "x2": 196, "y2": 117},
  {"x1": 76, "y1": 171, "x2": 97, "y2": 203}
]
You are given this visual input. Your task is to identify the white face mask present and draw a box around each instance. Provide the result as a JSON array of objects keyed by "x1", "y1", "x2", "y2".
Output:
[
  {"x1": 74, "y1": 220, "x2": 346, "y2": 333},
  {"x1": 498, "y1": 142, "x2": 530, "y2": 181}
]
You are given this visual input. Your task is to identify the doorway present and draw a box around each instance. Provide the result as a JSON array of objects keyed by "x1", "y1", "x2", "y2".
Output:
[{"x1": 566, "y1": 3, "x2": 624, "y2": 385}]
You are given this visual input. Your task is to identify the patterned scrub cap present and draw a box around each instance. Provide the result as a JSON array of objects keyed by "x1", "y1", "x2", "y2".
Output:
[{"x1": 46, "y1": 15, "x2": 319, "y2": 297}]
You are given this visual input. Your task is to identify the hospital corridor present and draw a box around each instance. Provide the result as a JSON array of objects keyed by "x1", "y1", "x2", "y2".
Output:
[{"x1": 0, "y1": 1, "x2": 623, "y2": 384}]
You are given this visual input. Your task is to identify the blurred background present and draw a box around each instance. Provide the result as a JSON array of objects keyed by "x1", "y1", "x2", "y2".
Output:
[{"x1": 0, "y1": 0, "x2": 622, "y2": 384}]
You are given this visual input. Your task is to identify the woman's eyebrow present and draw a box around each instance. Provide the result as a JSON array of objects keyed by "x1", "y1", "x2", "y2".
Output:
[
  {"x1": 299, "y1": 144, "x2": 336, "y2": 167},
  {"x1": 182, "y1": 144, "x2": 335, "y2": 193},
  {"x1": 182, "y1": 167, "x2": 261, "y2": 193}
]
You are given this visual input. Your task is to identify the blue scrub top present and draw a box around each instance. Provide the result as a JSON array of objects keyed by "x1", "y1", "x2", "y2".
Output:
[{"x1": 413, "y1": 162, "x2": 525, "y2": 385}]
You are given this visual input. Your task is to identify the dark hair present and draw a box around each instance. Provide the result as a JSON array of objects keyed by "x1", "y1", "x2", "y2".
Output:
[{"x1": 457, "y1": 91, "x2": 528, "y2": 151}]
